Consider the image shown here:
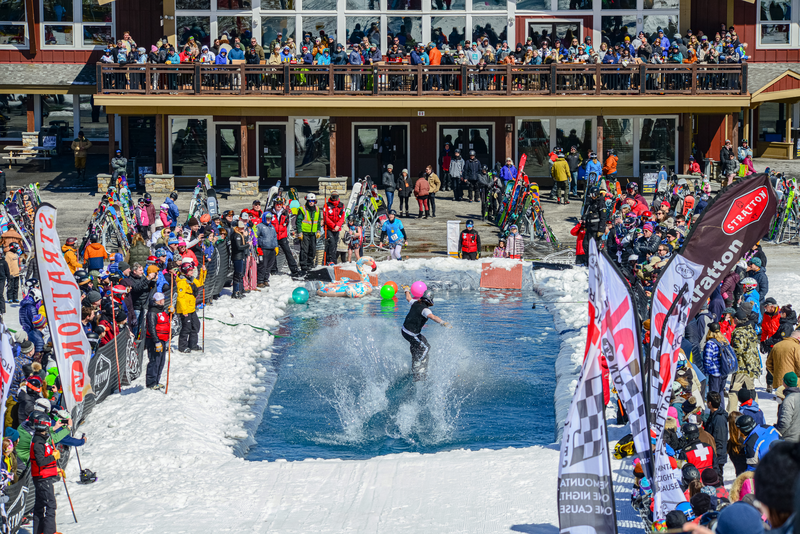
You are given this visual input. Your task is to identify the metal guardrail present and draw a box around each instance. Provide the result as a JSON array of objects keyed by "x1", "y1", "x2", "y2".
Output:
[{"x1": 97, "y1": 62, "x2": 748, "y2": 97}]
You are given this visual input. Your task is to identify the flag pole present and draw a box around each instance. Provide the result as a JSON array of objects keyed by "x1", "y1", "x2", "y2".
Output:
[
  {"x1": 165, "y1": 272, "x2": 174, "y2": 395},
  {"x1": 110, "y1": 296, "x2": 122, "y2": 394}
]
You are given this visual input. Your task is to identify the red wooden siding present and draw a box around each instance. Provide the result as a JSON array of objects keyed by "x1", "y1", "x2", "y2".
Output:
[
  {"x1": 116, "y1": 0, "x2": 163, "y2": 58},
  {"x1": 0, "y1": 49, "x2": 101, "y2": 63},
  {"x1": 762, "y1": 74, "x2": 800, "y2": 93},
  {"x1": 735, "y1": 1, "x2": 800, "y2": 62},
  {"x1": 691, "y1": 0, "x2": 728, "y2": 37},
  {"x1": 695, "y1": 114, "x2": 728, "y2": 163}
]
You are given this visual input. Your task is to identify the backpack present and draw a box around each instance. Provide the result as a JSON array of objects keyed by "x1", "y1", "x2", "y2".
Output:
[
  {"x1": 613, "y1": 433, "x2": 635, "y2": 459},
  {"x1": 714, "y1": 339, "x2": 739, "y2": 376}
]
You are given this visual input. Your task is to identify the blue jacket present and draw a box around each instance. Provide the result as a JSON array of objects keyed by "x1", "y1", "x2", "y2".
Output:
[
  {"x1": 381, "y1": 219, "x2": 406, "y2": 245},
  {"x1": 744, "y1": 289, "x2": 762, "y2": 333},
  {"x1": 499, "y1": 165, "x2": 517, "y2": 183},
  {"x1": 228, "y1": 47, "x2": 245, "y2": 60},
  {"x1": 256, "y1": 221, "x2": 278, "y2": 250},
  {"x1": 349, "y1": 50, "x2": 363, "y2": 65},
  {"x1": 585, "y1": 159, "x2": 602, "y2": 178},
  {"x1": 741, "y1": 401, "x2": 766, "y2": 427},
  {"x1": 19, "y1": 295, "x2": 36, "y2": 335},
  {"x1": 744, "y1": 425, "x2": 780, "y2": 471},
  {"x1": 165, "y1": 198, "x2": 180, "y2": 227},
  {"x1": 410, "y1": 50, "x2": 423, "y2": 65}
]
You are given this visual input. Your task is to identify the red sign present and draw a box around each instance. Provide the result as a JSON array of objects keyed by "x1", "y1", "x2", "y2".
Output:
[{"x1": 722, "y1": 186, "x2": 770, "y2": 235}]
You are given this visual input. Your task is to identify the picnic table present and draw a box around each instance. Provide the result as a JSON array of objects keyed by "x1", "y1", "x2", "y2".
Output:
[{"x1": 3, "y1": 146, "x2": 51, "y2": 170}]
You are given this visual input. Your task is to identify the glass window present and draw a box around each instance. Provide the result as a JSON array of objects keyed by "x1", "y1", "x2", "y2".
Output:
[
  {"x1": 79, "y1": 95, "x2": 108, "y2": 139},
  {"x1": 388, "y1": 16, "x2": 422, "y2": 48},
  {"x1": 0, "y1": 1, "x2": 25, "y2": 22},
  {"x1": 346, "y1": 17, "x2": 380, "y2": 46},
  {"x1": 432, "y1": 0, "x2": 465, "y2": 10},
  {"x1": 639, "y1": 118, "x2": 675, "y2": 175},
  {"x1": 602, "y1": 0, "x2": 635, "y2": 9},
  {"x1": 83, "y1": 25, "x2": 111, "y2": 46},
  {"x1": 303, "y1": 16, "x2": 337, "y2": 42},
  {"x1": 761, "y1": 0, "x2": 791, "y2": 20},
  {"x1": 0, "y1": 25, "x2": 24, "y2": 45},
  {"x1": 758, "y1": 102, "x2": 785, "y2": 141},
  {"x1": 177, "y1": 0, "x2": 210, "y2": 8},
  {"x1": 643, "y1": 15, "x2": 678, "y2": 39},
  {"x1": 177, "y1": 17, "x2": 211, "y2": 48},
  {"x1": 473, "y1": 0, "x2": 506, "y2": 10},
  {"x1": 602, "y1": 118, "x2": 633, "y2": 176},
  {"x1": 556, "y1": 118, "x2": 592, "y2": 162},
  {"x1": 431, "y1": 16, "x2": 465, "y2": 48},
  {"x1": 0, "y1": 95, "x2": 28, "y2": 139},
  {"x1": 761, "y1": 24, "x2": 790, "y2": 44},
  {"x1": 304, "y1": 0, "x2": 337, "y2": 9},
  {"x1": 262, "y1": 17, "x2": 296, "y2": 48},
  {"x1": 44, "y1": 0, "x2": 72, "y2": 22},
  {"x1": 347, "y1": 0, "x2": 378, "y2": 10},
  {"x1": 44, "y1": 25, "x2": 73, "y2": 45},
  {"x1": 517, "y1": 119, "x2": 552, "y2": 178},
  {"x1": 294, "y1": 118, "x2": 330, "y2": 178},
  {"x1": 218, "y1": 16, "x2": 253, "y2": 43},
  {"x1": 388, "y1": 0, "x2": 422, "y2": 10},
  {"x1": 472, "y1": 17, "x2": 506, "y2": 48},
  {"x1": 559, "y1": 0, "x2": 592, "y2": 9},
  {"x1": 517, "y1": 0, "x2": 549, "y2": 9},
  {"x1": 172, "y1": 118, "x2": 208, "y2": 177},
  {"x1": 528, "y1": 22, "x2": 580, "y2": 46},
  {"x1": 217, "y1": 0, "x2": 251, "y2": 9},
  {"x1": 601, "y1": 16, "x2": 636, "y2": 45},
  {"x1": 261, "y1": 0, "x2": 295, "y2": 8},
  {"x1": 82, "y1": 0, "x2": 112, "y2": 22}
]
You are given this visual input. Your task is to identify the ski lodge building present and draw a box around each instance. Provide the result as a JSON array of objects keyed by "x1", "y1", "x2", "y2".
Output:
[{"x1": 0, "y1": 0, "x2": 798, "y2": 189}]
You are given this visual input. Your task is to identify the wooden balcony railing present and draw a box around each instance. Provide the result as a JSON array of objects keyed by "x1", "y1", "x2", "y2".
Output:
[{"x1": 96, "y1": 63, "x2": 748, "y2": 97}]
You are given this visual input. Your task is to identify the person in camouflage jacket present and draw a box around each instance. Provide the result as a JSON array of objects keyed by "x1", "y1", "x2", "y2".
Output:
[{"x1": 728, "y1": 312, "x2": 762, "y2": 409}]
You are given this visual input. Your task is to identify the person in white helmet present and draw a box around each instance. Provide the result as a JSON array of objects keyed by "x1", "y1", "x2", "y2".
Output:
[{"x1": 294, "y1": 193, "x2": 322, "y2": 272}]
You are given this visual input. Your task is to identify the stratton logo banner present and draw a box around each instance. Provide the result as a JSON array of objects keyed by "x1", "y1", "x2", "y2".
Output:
[{"x1": 722, "y1": 186, "x2": 770, "y2": 235}]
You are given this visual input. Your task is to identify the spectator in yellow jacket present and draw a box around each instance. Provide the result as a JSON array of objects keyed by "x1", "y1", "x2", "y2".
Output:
[
  {"x1": 175, "y1": 261, "x2": 206, "y2": 353},
  {"x1": 550, "y1": 150, "x2": 571, "y2": 205}
]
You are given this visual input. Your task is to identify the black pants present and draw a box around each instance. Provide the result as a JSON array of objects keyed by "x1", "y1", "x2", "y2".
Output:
[
  {"x1": 402, "y1": 330, "x2": 430, "y2": 381},
  {"x1": 233, "y1": 259, "x2": 245, "y2": 294},
  {"x1": 441, "y1": 172, "x2": 451, "y2": 191},
  {"x1": 146, "y1": 338, "x2": 167, "y2": 387},
  {"x1": 477, "y1": 186, "x2": 488, "y2": 216},
  {"x1": 454, "y1": 178, "x2": 464, "y2": 200},
  {"x1": 178, "y1": 312, "x2": 200, "y2": 351},
  {"x1": 7, "y1": 276, "x2": 18, "y2": 302},
  {"x1": 399, "y1": 196, "x2": 410, "y2": 212},
  {"x1": 0, "y1": 278, "x2": 7, "y2": 314},
  {"x1": 708, "y1": 374, "x2": 727, "y2": 413},
  {"x1": 463, "y1": 251, "x2": 478, "y2": 260},
  {"x1": 258, "y1": 249, "x2": 276, "y2": 284},
  {"x1": 325, "y1": 230, "x2": 339, "y2": 265},
  {"x1": 33, "y1": 477, "x2": 57, "y2": 534},
  {"x1": 428, "y1": 193, "x2": 436, "y2": 216},
  {"x1": 277, "y1": 237, "x2": 299, "y2": 274},
  {"x1": 299, "y1": 232, "x2": 317, "y2": 271},
  {"x1": 466, "y1": 181, "x2": 477, "y2": 201}
]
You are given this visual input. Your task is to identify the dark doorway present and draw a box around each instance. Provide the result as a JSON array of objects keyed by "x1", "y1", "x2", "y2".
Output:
[
  {"x1": 259, "y1": 125, "x2": 286, "y2": 189},
  {"x1": 354, "y1": 124, "x2": 408, "y2": 182},
  {"x1": 439, "y1": 124, "x2": 493, "y2": 168},
  {"x1": 216, "y1": 124, "x2": 240, "y2": 189}
]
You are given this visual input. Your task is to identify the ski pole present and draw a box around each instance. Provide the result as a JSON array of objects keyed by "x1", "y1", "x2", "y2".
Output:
[
  {"x1": 110, "y1": 297, "x2": 122, "y2": 394},
  {"x1": 165, "y1": 272, "x2": 174, "y2": 395},
  {"x1": 50, "y1": 433, "x2": 78, "y2": 523},
  {"x1": 202, "y1": 254, "x2": 205, "y2": 353},
  {"x1": 74, "y1": 442, "x2": 85, "y2": 472}
]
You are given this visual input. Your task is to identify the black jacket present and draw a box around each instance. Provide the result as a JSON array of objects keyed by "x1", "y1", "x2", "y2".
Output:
[
  {"x1": 231, "y1": 230, "x2": 247, "y2": 262},
  {"x1": 463, "y1": 158, "x2": 481, "y2": 182},
  {"x1": 124, "y1": 273, "x2": 153, "y2": 311},
  {"x1": 16, "y1": 389, "x2": 39, "y2": 425},
  {"x1": 0, "y1": 257, "x2": 9, "y2": 282},
  {"x1": 146, "y1": 302, "x2": 167, "y2": 341},
  {"x1": 382, "y1": 171, "x2": 396, "y2": 192},
  {"x1": 768, "y1": 310, "x2": 798, "y2": 348},
  {"x1": 704, "y1": 408, "x2": 729, "y2": 466}
]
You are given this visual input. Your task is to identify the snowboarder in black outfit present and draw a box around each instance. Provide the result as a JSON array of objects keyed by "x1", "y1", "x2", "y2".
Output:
[
  {"x1": 401, "y1": 288, "x2": 451, "y2": 381},
  {"x1": 29, "y1": 410, "x2": 61, "y2": 534}
]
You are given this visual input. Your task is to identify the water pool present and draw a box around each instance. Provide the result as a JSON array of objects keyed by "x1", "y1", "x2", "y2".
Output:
[{"x1": 246, "y1": 290, "x2": 560, "y2": 461}]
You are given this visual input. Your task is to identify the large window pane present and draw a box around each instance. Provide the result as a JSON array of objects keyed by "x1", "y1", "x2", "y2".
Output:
[
  {"x1": 262, "y1": 17, "x2": 296, "y2": 49},
  {"x1": 261, "y1": 0, "x2": 294, "y2": 9},
  {"x1": 473, "y1": 0, "x2": 506, "y2": 10},
  {"x1": 80, "y1": 95, "x2": 108, "y2": 139},
  {"x1": 347, "y1": 17, "x2": 380, "y2": 46},
  {"x1": 388, "y1": 0, "x2": 422, "y2": 10},
  {"x1": 44, "y1": 0, "x2": 72, "y2": 22},
  {"x1": 44, "y1": 25, "x2": 73, "y2": 45},
  {"x1": 472, "y1": 17, "x2": 506, "y2": 48},
  {"x1": 0, "y1": 25, "x2": 24, "y2": 45},
  {"x1": 639, "y1": 118, "x2": 676, "y2": 176},
  {"x1": 295, "y1": 119, "x2": 330, "y2": 178},
  {"x1": 559, "y1": 0, "x2": 592, "y2": 10},
  {"x1": 602, "y1": 0, "x2": 635, "y2": 9},
  {"x1": 82, "y1": 0, "x2": 112, "y2": 22},
  {"x1": 518, "y1": 0, "x2": 549, "y2": 9},
  {"x1": 643, "y1": 15, "x2": 678, "y2": 38},
  {"x1": 528, "y1": 22, "x2": 580, "y2": 46},
  {"x1": 602, "y1": 119, "x2": 633, "y2": 177},
  {"x1": 645, "y1": 0, "x2": 678, "y2": 8},
  {"x1": 347, "y1": 0, "x2": 378, "y2": 10},
  {"x1": 177, "y1": 0, "x2": 210, "y2": 8},
  {"x1": 304, "y1": 0, "x2": 337, "y2": 9},
  {"x1": 303, "y1": 16, "x2": 337, "y2": 42},
  {"x1": 0, "y1": 1, "x2": 25, "y2": 22},
  {"x1": 432, "y1": 16, "x2": 465, "y2": 48},
  {"x1": 518, "y1": 119, "x2": 552, "y2": 178},
  {"x1": 758, "y1": 102, "x2": 785, "y2": 141},
  {"x1": 83, "y1": 25, "x2": 111, "y2": 46},
  {"x1": 556, "y1": 118, "x2": 592, "y2": 162},
  {"x1": 217, "y1": 0, "x2": 251, "y2": 9},
  {"x1": 172, "y1": 119, "x2": 208, "y2": 177},
  {"x1": 178, "y1": 17, "x2": 211, "y2": 48},
  {"x1": 0, "y1": 95, "x2": 28, "y2": 139},
  {"x1": 218, "y1": 16, "x2": 253, "y2": 43},
  {"x1": 761, "y1": 0, "x2": 791, "y2": 20},
  {"x1": 761, "y1": 24, "x2": 790, "y2": 44},
  {"x1": 388, "y1": 16, "x2": 422, "y2": 48},
  {"x1": 601, "y1": 16, "x2": 636, "y2": 45},
  {"x1": 432, "y1": 0, "x2": 465, "y2": 10}
]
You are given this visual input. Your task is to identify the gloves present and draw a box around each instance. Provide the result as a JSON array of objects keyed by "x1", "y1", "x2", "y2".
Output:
[
  {"x1": 316, "y1": 232, "x2": 322, "y2": 239},
  {"x1": 155, "y1": 342, "x2": 163, "y2": 352},
  {"x1": 59, "y1": 468, "x2": 66, "y2": 478},
  {"x1": 52, "y1": 450, "x2": 61, "y2": 460},
  {"x1": 441, "y1": 321, "x2": 452, "y2": 328},
  {"x1": 299, "y1": 233, "x2": 304, "y2": 241},
  {"x1": 275, "y1": 248, "x2": 279, "y2": 255},
  {"x1": 458, "y1": 252, "x2": 462, "y2": 259},
  {"x1": 477, "y1": 252, "x2": 481, "y2": 259}
]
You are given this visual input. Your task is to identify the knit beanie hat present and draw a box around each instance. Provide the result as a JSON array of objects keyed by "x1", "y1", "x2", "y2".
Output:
[{"x1": 784, "y1": 372, "x2": 798, "y2": 388}]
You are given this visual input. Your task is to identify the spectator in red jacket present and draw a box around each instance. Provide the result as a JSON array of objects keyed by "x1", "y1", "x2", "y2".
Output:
[
  {"x1": 323, "y1": 191, "x2": 345, "y2": 265},
  {"x1": 571, "y1": 221, "x2": 586, "y2": 265},
  {"x1": 272, "y1": 198, "x2": 300, "y2": 276}
]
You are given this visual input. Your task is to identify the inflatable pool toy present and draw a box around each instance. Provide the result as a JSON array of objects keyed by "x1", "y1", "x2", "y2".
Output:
[
  {"x1": 316, "y1": 256, "x2": 377, "y2": 298},
  {"x1": 410, "y1": 281, "x2": 427, "y2": 299},
  {"x1": 380, "y1": 283, "x2": 396, "y2": 300},
  {"x1": 386, "y1": 281, "x2": 398, "y2": 294},
  {"x1": 292, "y1": 287, "x2": 309, "y2": 304}
]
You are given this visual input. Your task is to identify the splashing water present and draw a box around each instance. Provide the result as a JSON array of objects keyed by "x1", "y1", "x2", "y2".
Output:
[{"x1": 247, "y1": 291, "x2": 559, "y2": 461}]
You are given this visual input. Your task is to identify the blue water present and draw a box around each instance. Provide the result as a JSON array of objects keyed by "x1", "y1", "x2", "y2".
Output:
[{"x1": 246, "y1": 291, "x2": 559, "y2": 461}]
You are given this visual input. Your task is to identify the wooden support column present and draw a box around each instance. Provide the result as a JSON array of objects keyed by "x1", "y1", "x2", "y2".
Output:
[
  {"x1": 730, "y1": 112, "x2": 739, "y2": 152},
  {"x1": 742, "y1": 108, "x2": 751, "y2": 144},
  {"x1": 108, "y1": 113, "x2": 116, "y2": 173},
  {"x1": 596, "y1": 116, "x2": 603, "y2": 160},
  {"x1": 26, "y1": 96, "x2": 34, "y2": 132},
  {"x1": 240, "y1": 118, "x2": 248, "y2": 178},
  {"x1": 505, "y1": 118, "x2": 513, "y2": 162},
  {"x1": 681, "y1": 113, "x2": 692, "y2": 173},
  {"x1": 155, "y1": 114, "x2": 164, "y2": 175},
  {"x1": 329, "y1": 118, "x2": 337, "y2": 178}
]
